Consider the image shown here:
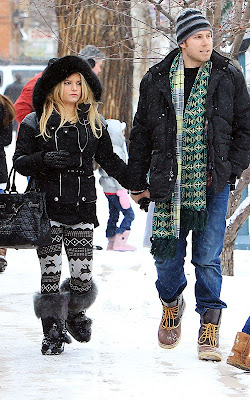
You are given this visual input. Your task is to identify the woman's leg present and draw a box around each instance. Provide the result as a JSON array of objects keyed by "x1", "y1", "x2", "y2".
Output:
[
  {"x1": 61, "y1": 222, "x2": 97, "y2": 342},
  {"x1": 35, "y1": 221, "x2": 70, "y2": 355},
  {"x1": 37, "y1": 221, "x2": 63, "y2": 294}
]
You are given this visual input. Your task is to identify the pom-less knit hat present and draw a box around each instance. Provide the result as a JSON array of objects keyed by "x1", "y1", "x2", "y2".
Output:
[
  {"x1": 176, "y1": 8, "x2": 213, "y2": 45},
  {"x1": 33, "y1": 55, "x2": 102, "y2": 119},
  {"x1": 79, "y1": 45, "x2": 105, "y2": 68}
]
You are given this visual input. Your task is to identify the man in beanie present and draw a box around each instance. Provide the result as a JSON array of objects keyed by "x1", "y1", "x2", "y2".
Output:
[
  {"x1": 79, "y1": 45, "x2": 105, "y2": 76},
  {"x1": 128, "y1": 8, "x2": 250, "y2": 361},
  {"x1": 15, "y1": 45, "x2": 105, "y2": 125}
]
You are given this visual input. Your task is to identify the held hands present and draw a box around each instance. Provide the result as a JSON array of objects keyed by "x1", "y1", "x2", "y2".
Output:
[
  {"x1": 130, "y1": 189, "x2": 150, "y2": 212},
  {"x1": 117, "y1": 189, "x2": 131, "y2": 209},
  {"x1": 43, "y1": 150, "x2": 71, "y2": 169},
  {"x1": 138, "y1": 197, "x2": 151, "y2": 212}
]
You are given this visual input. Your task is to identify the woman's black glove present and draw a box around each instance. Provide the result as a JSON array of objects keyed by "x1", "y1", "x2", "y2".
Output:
[
  {"x1": 138, "y1": 197, "x2": 150, "y2": 212},
  {"x1": 43, "y1": 150, "x2": 71, "y2": 169}
]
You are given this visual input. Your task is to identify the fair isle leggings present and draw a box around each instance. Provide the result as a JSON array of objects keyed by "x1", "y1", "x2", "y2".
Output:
[{"x1": 37, "y1": 221, "x2": 94, "y2": 295}]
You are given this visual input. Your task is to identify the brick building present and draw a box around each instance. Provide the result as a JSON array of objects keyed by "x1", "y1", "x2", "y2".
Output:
[
  {"x1": 0, "y1": 0, "x2": 12, "y2": 61},
  {"x1": 0, "y1": 0, "x2": 57, "y2": 63}
]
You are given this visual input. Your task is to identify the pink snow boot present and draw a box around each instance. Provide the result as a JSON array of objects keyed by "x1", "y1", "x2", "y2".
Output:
[
  {"x1": 107, "y1": 236, "x2": 116, "y2": 250},
  {"x1": 113, "y1": 230, "x2": 136, "y2": 251}
]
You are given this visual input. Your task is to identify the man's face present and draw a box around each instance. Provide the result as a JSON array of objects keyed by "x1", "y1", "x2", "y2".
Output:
[
  {"x1": 180, "y1": 30, "x2": 213, "y2": 67},
  {"x1": 92, "y1": 59, "x2": 103, "y2": 75}
]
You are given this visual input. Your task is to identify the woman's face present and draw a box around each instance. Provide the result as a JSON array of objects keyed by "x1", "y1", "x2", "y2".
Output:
[{"x1": 61, "y1": 73, "x2": 82, "y2": 106}]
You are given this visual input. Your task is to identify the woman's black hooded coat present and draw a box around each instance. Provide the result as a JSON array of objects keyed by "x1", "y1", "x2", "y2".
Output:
[{"x1": 13, "y1": 56, "x2": 130, "y2": 226}]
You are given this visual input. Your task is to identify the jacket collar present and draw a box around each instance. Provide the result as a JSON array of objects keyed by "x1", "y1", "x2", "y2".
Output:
[
  {"x1": 149, "y1": 48, "x2": 179, "y2": 79},
  {"x1": 149, "y1": 48, "x2": 231, "y2": 113},
  {"x1": 46, "y1": 103, "x2": 90, "y2": 128},
  {"x1": 149, "y1": 48, "x2": 230, "y2": 80}
]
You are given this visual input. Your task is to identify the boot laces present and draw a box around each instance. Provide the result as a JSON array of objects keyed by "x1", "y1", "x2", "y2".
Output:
[
  {"x1": 198, "y1": 323, "x2": 219, "y2": 347},
  {"x1": 161, "y1": 304, "x2": 179, "y2": 330}
]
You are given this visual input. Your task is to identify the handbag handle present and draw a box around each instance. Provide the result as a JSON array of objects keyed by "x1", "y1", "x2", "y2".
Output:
[
  {"x1": 5, "y1": 168, "x2": 38, "y2": 194},
  {"x1": 5, "y1": 167, "x2": 18, "y2": 193}
]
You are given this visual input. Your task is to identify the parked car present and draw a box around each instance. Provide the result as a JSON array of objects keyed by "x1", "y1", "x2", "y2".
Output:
[{"x1": 0, "y1": 64, "x2": 45, "y2": 95}]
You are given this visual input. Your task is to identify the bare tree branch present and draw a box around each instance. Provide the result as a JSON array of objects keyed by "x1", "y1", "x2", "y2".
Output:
[
  {"x1": 231, "y1": 1, "x2": 250, "y2": 59},
  {"x1": 146, "y1": 0, "x2": 175, "y2": 24}
]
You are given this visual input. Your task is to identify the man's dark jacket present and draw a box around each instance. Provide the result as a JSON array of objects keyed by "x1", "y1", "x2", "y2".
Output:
[{"x1": 129, "y1": 48, "x2": 250, "y2": 201}]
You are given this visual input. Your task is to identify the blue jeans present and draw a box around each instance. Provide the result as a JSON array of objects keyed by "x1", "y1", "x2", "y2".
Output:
[
  {"x1": 154, "y1": 184, "x2": 229, "y2": 315},
  {"x1": 105, "y1": 194, "x2": 135, "y2": 238},
  {"x1": 242, "y1": 317, "x2": 250, "y2": 335}
]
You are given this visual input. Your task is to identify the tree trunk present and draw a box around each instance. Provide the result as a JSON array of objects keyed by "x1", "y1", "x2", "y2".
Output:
[
  {"x1": 131, "y1": 1, "x2": 152, "y2": 115},
  {"x1": 222, "y1": 201, "x2": 250, "y2": 276},
  {"x1": 221, "y1": 242, "x2": 235, "y2": 276},
  {"x1": 221, "y1": 166, "x2": 250, "y2": 276},
  {"x1": 55, "y1": 0, "x2": 134, "y2": 133}
]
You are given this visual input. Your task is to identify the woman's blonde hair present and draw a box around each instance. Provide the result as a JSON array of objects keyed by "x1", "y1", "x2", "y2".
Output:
[
  {"x1": 0, "y1": 94, "x2": 16, "y2": 127},
  {"x1": 39, "y1": 73, "x2": 102, "y2": 139}
]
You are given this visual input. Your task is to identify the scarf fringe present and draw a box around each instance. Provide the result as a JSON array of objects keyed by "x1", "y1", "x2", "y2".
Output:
[
  {"x1": 181, "y1": 209, "x2": 209, "y2": 232},
  {"x1": 150, "y1": 237, "x2": 178, "y2": 259},
  {"x1": 151, "y1": 209, "x2": 209, "y2": 259}
]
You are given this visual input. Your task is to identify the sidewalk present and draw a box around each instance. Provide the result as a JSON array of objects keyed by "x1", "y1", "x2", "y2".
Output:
[{"x1": 0, "y1": 246, "x2": 249, "y2": 400}]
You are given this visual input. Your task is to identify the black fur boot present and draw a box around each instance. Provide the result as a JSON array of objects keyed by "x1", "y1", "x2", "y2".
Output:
[
  {"x1": 34, "y1": 292, "x2": 72, "y2": 355},
  {"x1": 60, "y1": 278, "x2": 98, "y2": 343}
]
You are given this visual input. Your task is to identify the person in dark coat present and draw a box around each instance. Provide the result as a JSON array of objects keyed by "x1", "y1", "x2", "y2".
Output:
[
  {"x1": 0, "y1": 95, "x2": 15, "y2": 272},
  {"x1": 4, "y1": 73, "x2": 24, "y2": 132},
  {"x1": 13, "y1": 56, "x2": 130, "y2": 355},
  {"x1": 4, "y1": 73, "x2": 24, "y2": 104},
  {"x1": 128, "y1": 8, "x2": 250, "y2": 362}
]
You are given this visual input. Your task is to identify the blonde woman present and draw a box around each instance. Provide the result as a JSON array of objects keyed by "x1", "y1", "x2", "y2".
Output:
[{"x1": 13, "y1": 56, "x2": 130, "y2": 355}]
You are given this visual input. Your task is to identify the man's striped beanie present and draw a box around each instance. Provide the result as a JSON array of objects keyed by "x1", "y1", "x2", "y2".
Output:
[{"x1": 176, "y1": 9, "x2": 213, "y2": 45}]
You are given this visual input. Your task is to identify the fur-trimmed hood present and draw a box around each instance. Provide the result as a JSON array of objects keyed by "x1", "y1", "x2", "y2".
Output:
[{"x1": 33, "y1": 55, "x2": 102, "y2": 118}]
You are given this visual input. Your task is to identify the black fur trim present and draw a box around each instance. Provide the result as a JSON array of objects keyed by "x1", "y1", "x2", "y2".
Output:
[
  {"x1": 33, "y1": 292, "x2": 70, "y2": 320},
  {"x1": 60, "y1": 278, "x2": 98, "y2": 313},
  {"x1": 33, "y1": 55, "x2": 102, "y2": 118}
]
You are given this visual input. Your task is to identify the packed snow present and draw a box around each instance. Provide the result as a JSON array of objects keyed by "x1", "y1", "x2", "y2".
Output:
[{"x1": 0, "y1": 139, "x2": 249, "y2": 400}]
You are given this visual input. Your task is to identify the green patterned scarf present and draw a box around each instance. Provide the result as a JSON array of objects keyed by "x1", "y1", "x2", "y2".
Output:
[{"x1": 151, "y1": 53, "x2": 211, "y2": 259}]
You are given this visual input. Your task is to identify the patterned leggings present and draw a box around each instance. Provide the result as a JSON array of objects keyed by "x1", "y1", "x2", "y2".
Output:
[{"x1": 37, "y1": 221, "x2": 94, "y2": 295}]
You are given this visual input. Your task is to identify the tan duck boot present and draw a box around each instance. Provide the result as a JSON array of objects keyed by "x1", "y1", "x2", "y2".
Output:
[
  {"x1": 198, "y1": 309, "x2": 222, "y2": 361},
  {"x1": 158, "y1": 294, "x2": 185, "y2": 349},
  {"x1": 227, "y1": 331, "x2": 250, "y2": 371}
]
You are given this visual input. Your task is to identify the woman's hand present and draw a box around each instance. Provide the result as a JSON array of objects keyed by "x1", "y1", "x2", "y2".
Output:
[
  {"x1": 43, "y1": 150, "x2": 71, "y2": 169},
  {"x1": 130, "y1": 189, "x2": 150, "y2": 212}
]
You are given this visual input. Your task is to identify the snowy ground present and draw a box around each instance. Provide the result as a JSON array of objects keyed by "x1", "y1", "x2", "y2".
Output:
[{"x1": 0, "y1": 141, "x2": 249, "y2": 400}]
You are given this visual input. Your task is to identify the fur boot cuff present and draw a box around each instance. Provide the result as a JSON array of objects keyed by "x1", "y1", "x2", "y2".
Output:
[
  {"x1": 33, "y1": 292, "x2": 70, "y2": 320},
  {"x1": 60, "y1": 278, "x2": 98, "y2": 314}
]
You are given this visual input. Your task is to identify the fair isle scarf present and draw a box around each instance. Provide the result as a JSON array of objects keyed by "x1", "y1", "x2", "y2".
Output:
[{"x1": 151, "y1": 53, "x2": 211, "y2": 259}]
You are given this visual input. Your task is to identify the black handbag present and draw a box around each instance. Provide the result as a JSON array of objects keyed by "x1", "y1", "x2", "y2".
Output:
[{"x1": 0, "y1": 168, "x2": 52, "y2": 249}]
